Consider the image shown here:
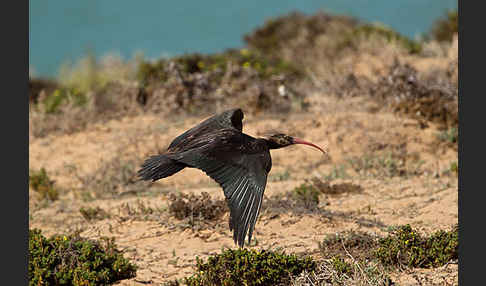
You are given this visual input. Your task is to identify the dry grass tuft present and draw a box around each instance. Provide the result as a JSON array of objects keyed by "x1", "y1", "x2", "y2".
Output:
[
  {"x1": 115, "y1": 200, "x2": 166, "y2": 222},
  {"x1": 291, "y1": 258, "x2": 392, "y2": 286},
  {"x1": 168, "y1": 192, "x2": 228, "y2": 229},
  {"x1": 319, "y1": 231, "x2": 379, "y2": 261},
  {"x1": 79, "y1": 206, "x2": 111, "y2": 222},
  {"x1": 311, "y1": 178, "x2": 363, "y2": 196},
  {"x1": 69, "y1": 155, "x2": 143, "y2": 201}
]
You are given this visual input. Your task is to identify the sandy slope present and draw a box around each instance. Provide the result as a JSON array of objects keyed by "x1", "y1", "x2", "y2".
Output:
[{"x1": 29, "y1": 93, "x2": 457, "y2": 285}]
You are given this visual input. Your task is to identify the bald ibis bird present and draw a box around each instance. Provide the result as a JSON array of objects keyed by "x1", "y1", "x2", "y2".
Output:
[{"x1": 138, "y1": 108, "x2": 326, "y2": 247}]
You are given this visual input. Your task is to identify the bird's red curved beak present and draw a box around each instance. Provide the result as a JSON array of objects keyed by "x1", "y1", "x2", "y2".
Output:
[{"x1": 292, "y1": 138, "x2": 328, "y2": 154}]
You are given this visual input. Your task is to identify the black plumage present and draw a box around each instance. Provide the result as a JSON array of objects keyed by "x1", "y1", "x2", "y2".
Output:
[{"x1": 138, "y1": 108, "x2": 326, "y2": 247}]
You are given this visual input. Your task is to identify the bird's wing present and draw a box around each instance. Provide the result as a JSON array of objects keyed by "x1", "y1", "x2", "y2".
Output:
[
  {"x1": 167, "y1": 129, "x2": 269, "y2": 247},
  {"x1": 168, "y1": 108, "x2": 244, "y2": 150}
]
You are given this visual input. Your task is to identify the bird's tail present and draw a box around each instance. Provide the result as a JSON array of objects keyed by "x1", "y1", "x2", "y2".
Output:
[{"x1": 137, "y1": 154, "x2": 186, "y2": 182}]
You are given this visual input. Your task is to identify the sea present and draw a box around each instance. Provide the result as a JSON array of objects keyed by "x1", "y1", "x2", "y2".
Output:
[{"x1": 29, "y1": 0, "x2": 458, "y2": 78}]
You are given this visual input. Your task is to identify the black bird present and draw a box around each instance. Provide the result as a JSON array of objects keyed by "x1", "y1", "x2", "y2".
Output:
[{"x1": 138, "y1": 108, "x2": 326, "y2": 247}]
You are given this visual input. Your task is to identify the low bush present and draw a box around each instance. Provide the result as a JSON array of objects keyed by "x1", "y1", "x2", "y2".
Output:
[
  {"x1": 29, "y1": 229, "x2": 136, "y2": 285},
  {"x1": 329, "y1": 256, "x2": 353, "y2": 276},
  {"x1": 41, "y1": 87, "x2": 88, "y2": 114},
  {"x1": 184, "y1": 248, "x2": 316, "y2": 286},
  {"x1": 374, "y1": 224, "x2": 458, "y2": 268}
]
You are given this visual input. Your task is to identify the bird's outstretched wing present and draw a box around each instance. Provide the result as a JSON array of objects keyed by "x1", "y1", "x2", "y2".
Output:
[
  {"x1": 167, "y1": 129, "x2": 270, "y2": 247},
  {"x1": 168, "y1": 108, "x2": 244, "y2": 150}
]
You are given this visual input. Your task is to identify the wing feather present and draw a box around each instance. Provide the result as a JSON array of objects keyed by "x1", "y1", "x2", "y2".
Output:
[
  {"x1": 247, "y1": 186, "x2": 263, "y2": 243},
  {"x1": 168, "y1": 108, "x2": 244, "y2": 150},
  {"x1": 240, "y1": 193, "x2": 256, "y2": 245}
]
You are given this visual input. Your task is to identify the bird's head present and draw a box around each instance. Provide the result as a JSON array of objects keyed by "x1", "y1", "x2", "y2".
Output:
[{"x1": 265, "y1": 133, "x2": 327, "y2": 154}]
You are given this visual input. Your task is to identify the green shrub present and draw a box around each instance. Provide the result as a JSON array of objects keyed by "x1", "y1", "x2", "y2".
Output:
[
  {"x1": 184, "y1": 248, "x2": 316, "y2": 286},
  {"x1": 291, "y1": 183, "x2": 320, "y2": 208},
  {"x1": 449, "y1": 161, "x2": 458, "y2": 176},
  {"x1": 29, "y1": 168, "x2": 59, "y2": 201},
  {"x1": 429, "y1": 10, "x2": 458, "y2": 42},
  {"x1": 330, "y1": 256, "x2": 352, "y2": 275},
  {"x1": 41, "y1": 87, "x2": 88, "y2": 114},
  {"x1": 29, "y1": 229, "x2": 136, "y2": 285},
  {"x1": 374, "y1": 224, "x2": 458, "y2": 268},
  {"x1": 43, "y1": 89, "x2": 66, "y2": 114}
]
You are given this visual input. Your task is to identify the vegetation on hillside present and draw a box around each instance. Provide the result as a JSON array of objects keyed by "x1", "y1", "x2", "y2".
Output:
[{"x1": 29, "y1": 9, "x2": 457, "y2": 138}]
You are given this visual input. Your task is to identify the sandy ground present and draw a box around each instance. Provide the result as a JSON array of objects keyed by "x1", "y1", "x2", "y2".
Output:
[{"x1": 29, "y1": 93, "x2": 458, "y2": 285}]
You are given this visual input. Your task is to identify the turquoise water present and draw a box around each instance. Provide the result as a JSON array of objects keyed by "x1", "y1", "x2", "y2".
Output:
[{"x1": 29, "y1": 0, "x2": 457, "y2": 78}]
